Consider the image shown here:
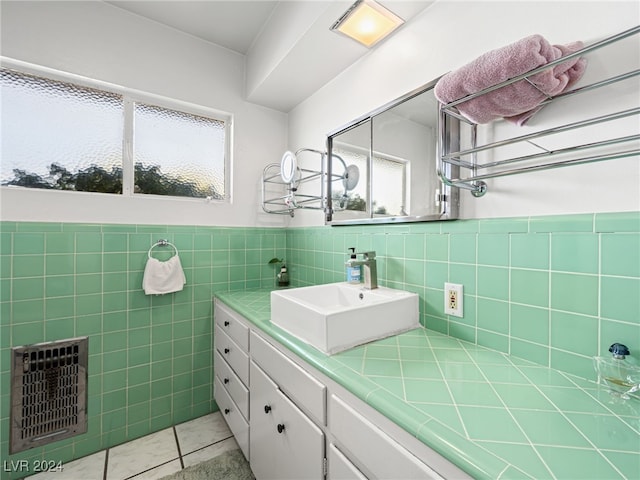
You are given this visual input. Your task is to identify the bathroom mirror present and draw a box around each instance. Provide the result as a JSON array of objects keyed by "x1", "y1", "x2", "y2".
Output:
[{"x1": 326, "y1": 77, "x2": 459, "y2": 225}]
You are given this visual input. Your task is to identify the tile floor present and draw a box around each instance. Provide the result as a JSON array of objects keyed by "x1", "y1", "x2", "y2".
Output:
[{"x1": 28, "y1": 412, "x2": 241, "y2": 480}]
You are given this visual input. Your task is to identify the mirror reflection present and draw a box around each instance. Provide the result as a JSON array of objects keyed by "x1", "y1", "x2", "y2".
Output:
[{"x1": 327, "y1": 79, "x2": 458, "y2": 225}]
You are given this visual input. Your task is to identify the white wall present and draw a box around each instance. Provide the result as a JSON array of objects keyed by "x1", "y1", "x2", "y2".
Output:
[
  {"x1": 288, "y1": 0, "x2": 640, "y2": 225},
  {"x1": 0, "y1": 1, "x2": 289, "y2": 227}
]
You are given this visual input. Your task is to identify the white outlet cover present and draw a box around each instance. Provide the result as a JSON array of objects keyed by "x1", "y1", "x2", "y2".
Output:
[{"x1": 444, "y1": 282, "x2": 464, "y2": 317}]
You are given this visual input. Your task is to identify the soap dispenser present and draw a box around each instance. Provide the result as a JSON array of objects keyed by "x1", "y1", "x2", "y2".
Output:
[
  {"x1": 277, "y1": 264, "x2": 289, "y2": 287},
  {"x1": 593, "y1": 343, "x2": 640, "y2": 398},
  {"x1": 346, "y1": 248, "x2": 361, "y2": 284}
]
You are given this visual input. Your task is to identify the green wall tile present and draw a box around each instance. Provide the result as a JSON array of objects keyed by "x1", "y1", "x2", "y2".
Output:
[
  {"x1": 478, "y1": 234, "x2": 509, "y2": 266},
  {"x1": 13, "y1": 233, "x2": 44, "y2": 254},
  {"x1": 449, "y1": 234, "x2": 476, "y2": 264},
  {"x1": 511, "y1": 269, "x2": 549, "y2": 307},
  {"x1": 425, "y1": 261, "x2": 448, "y2": 289},
  {"x1": 601, "y1": 233, "x2": 640, "y2": 277},
  {"x1": 551, "y1": 233, "x2": 599, "y2": 274},
  {"x1": 425, "y1": 234, "x2": 447, "y2": 261},
  {"x1": 595, "y1": 211, "x2": 640, "y2": 233},
  {"x1": 477, "y1": 266, "x2": 509, "y2": 301},
  {"x1": 77, "y1": 274, "x2": 102, "y2": 295},
  {"x1": 600, "y1": 276, "x2": 640, "y2": 323},
  {"x1": 12, "y1": 278, "x2": 44, "y2": 301},
  {"x1": 530, "y1": 214, "x2": 594, "y2": 233},
  {"x1": 511, "y1": 234, "x2": 549, "y2": 270},
  {"x1": 46, "y1": 254, "x2": 74, "y2": 275},
  {"x1": 549, "y1": 349, "x2": 593, "y2": 379},
  {"x1": 45, "y1": 275, "x2": 74, "y2": 297},
  {"x1": 477, "y1": 298, "x2": 509, "y2": 334},
  {"x1": 449, "y1": 263, "x2": 476, "y2": 295},
  {"x1": 478, "y1": 217, "x2": 528, "y2": 233},
  {"x1": 510, "y1": 304, "x2": 549, "y2": 345},
  {"x1": 46, "y1": 233, "x2": 75, "y2": 254},
  {"x1": 550, "y1": 272, "x2": 599, "y2": 316},
  {"x1": 13, "y1": 255, "x2": 45, "y2": 277},
  {"x1": 404, "y1": 234, "x2": 425, "y2": 260},
  {"x1": 441, "y1": 219, "x2": 478, "y2": 233},
  {"x1": 550, "y1": 311, "x2": 598, "y2": 357},
  {"x1": 477, "y1": 329, "x2": 509, "y2": 353}
]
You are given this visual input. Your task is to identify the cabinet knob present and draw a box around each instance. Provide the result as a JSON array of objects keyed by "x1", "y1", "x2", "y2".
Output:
[
  {"x1": 264, "y1": 405, "x2": 271, "y2": 414},
  {"x1": 224, "y1": 408, "x2": 230, "y2": 415},
  {"x1": 224, "y1": 377, "x2": 229, "y2": 384},
  {"x1": 277, "y1": 423, "x2": 285, "y2": 434},
  {"x1": 224, "y1": 320, "x2": 230, "y2": 326},
  {"x1": 224, "y1": 348, "x2": 230, "y2": 354}
]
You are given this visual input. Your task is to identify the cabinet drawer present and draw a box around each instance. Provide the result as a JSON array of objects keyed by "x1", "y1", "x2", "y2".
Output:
[
  {"x1": 215, "y1": 325, "x2": 249, "y2": 385},
  {"x1": 214, "y1": 375, "x2": 249, "y2": 459},
  {"x1": 214, "y1": 300, "x2": 249, "y2": 350},
  {"x1": 329, "y1": 395, "x2": 442, "y2": 480},
  {"x1": 250, "y1": 331, "x2": 326, "y2": 424},
  {"x1": 328, "y1": 443, "x2": 368, "y2": 480},
  {"x1": 214, "y1": 350, "x2": 249, "y2": 420}
]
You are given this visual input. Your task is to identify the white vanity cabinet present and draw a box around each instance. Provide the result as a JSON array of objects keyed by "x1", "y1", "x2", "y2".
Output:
[
  {"x1": 213, "y1": 300, "x2": 250, "y2": 459},
  {"x1": 214, "y1": 298, "x2": 471, "y2": 480}
]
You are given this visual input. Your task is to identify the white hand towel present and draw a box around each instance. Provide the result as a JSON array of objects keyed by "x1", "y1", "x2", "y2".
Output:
[{"x1": 142, "y1": 255, "x2": 186, "y2": 295}]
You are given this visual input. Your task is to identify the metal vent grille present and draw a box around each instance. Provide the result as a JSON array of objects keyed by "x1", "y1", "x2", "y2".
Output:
[{"x1": 10, "y1": 337, "x2": 88, "y2": 454}]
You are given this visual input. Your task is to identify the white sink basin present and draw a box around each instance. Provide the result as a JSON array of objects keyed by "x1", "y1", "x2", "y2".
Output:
[{"x1": 270, "y1": 282, "x2": 419, "y2": 354}]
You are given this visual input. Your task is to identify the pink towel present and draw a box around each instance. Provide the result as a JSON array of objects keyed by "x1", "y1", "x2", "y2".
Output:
[{"x1": 435, "y1": 35, "x2": 587, "y2": 126}]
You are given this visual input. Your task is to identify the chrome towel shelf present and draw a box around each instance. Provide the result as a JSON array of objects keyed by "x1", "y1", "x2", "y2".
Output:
[
  {"x1": 261, "y1": 148, "x2": 327, "y2": 217},
  {"x1": 437, "y1": 25, "x2": 640, "y2": 197},
  {"x1": 261, "y1": 148, "x2": 355, "y2": 217}
]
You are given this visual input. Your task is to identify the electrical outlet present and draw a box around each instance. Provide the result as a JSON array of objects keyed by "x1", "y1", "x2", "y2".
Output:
[{"x1": 444, "y1": 283, "x2": 463, "y2": 317}]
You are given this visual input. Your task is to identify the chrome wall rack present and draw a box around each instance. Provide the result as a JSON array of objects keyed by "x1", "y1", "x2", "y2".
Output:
[{"x1": 437, "y1": 26, "x2": 640, "y2": 197}]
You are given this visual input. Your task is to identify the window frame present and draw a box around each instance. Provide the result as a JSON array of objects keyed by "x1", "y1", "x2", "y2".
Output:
[{"x1": 1, "y1": 57, "x2": 233, "y2": 203}]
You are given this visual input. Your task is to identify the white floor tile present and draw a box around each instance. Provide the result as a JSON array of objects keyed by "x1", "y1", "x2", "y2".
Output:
[
  {"x1": 128, "y1": 460, "x2": 181, "y2": 480},
  {"x1": 27, "y1": 451, "x2": 106, "y2": 480},
  {"x1": 107, "y1": 428, "x2": 179, "y2": 480},
  {"x1": 174, "y1": 412, "x2": 232, "y2": 455},
  {"x1": 26, "y1": 413, "x2": 237, "y2": 480},
  {"x1": 182, "y1": 437, "x2": 240, "y2": 468}
]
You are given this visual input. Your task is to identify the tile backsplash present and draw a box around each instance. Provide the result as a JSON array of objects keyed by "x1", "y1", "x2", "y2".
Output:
[
  {"x1": 1, "y1": 211, "x2": 638, "y2": 476},
  {"x1": 286, "y1": 211, "x2": 640, "y2": 380}
]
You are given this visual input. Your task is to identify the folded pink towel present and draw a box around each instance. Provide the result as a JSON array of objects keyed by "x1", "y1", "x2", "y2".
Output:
[{"x1": 435, "y1": 35, "x2": 587, "y2": 125}]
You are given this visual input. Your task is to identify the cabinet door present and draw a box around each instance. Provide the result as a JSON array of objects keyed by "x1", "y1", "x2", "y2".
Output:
[{"x1": 250, "y1": 361, "x2": 324, "y2": 480}]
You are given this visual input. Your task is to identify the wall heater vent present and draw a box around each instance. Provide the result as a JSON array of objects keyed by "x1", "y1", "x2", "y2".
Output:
[{"x1": 10, "y1": 337, "x2": 88, "y2": 454}]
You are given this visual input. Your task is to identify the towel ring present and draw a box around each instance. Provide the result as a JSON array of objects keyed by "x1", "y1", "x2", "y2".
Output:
[{"x1": 148, "y1": 239, "x2": 179, "y2": 259}]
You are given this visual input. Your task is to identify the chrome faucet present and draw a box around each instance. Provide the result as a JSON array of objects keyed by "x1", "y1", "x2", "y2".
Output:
[{"x1": 347, "y1": 251, "x2": 378, "y2": 289}]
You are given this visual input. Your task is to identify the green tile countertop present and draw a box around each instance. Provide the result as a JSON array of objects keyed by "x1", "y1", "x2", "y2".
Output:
[{"x1": 215, "y1": 289, "x2": 640, "y2": 480}]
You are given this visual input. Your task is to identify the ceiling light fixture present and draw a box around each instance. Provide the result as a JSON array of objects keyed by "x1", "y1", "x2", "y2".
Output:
[{"x1": 331, "y1": 0, "x2": 405, "y2": 48}]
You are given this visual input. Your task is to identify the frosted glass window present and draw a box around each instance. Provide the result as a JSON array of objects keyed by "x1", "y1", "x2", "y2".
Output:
[
  {"x1": 1, "y1": 68, "x2": 123, "y2": 192},
  {"x1": 133, "y1": 103, "x2": 226, "y2": 199}
]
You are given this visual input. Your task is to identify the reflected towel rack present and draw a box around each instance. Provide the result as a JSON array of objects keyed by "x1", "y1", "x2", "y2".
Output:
[
  {"x1": 148, "y1": 239, "x2": 178, "y2": 259},
  {"x1": 437, "y1": 25, "x2": 640, "y2": 197}
]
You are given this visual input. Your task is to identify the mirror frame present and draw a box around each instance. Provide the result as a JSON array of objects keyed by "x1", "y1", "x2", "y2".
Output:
[{"x1": 325, "y1": 78, "x2": 459, "y2": 225}]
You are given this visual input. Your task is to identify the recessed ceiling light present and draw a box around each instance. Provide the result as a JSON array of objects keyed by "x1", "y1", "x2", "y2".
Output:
[{"x1": 331, "y1": 0, "x2": 405, "y2": 48}]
